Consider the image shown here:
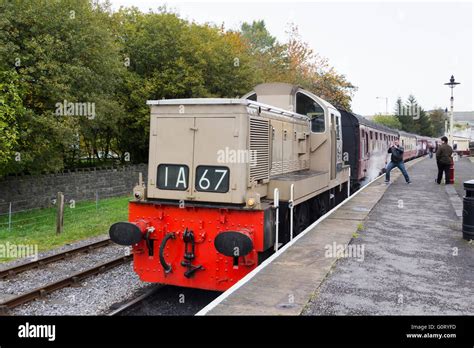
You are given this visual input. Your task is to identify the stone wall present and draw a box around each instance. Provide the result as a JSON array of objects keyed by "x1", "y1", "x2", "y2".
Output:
[{"x1": 0, "y1": 164, "x2": 148, "y2": 214}]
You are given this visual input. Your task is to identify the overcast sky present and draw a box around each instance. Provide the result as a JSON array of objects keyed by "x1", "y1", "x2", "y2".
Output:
[{"x1": 109, "y1": 0, "x2": 473, "y2": 115}]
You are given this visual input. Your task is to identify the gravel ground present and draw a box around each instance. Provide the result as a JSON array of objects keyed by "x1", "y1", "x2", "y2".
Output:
[
  {"x1": 119, "y1": 285, "x2": 221, "y2": 316},
  {"x1": 1, "y1": 231, "x2": 219, "y2": 316},
  {"x1": 12, "y1": 262, "x2": 150, "y2": 315},
  {"x1": 0, "y1": 234, "x2": 110, "y2": 272},
  {"x1": 0, "y1": 242, "x2": 129, "y2": 303},
  {"x1": 0, "y1": 233, "x2": 152, "y2": 316}
]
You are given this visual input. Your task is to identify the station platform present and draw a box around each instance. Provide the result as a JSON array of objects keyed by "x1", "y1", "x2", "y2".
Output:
[{"x1": 198, "y1": 156, "x2": 474, "y2": 315}]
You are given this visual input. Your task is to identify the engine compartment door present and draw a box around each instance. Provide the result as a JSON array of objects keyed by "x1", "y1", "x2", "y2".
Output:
[
  {"x1": 191, "y1": 116, "x2": 242, "y2": 203},
  {"x1": 147, "y1": 116, "x2": 196, "y2": 200}
]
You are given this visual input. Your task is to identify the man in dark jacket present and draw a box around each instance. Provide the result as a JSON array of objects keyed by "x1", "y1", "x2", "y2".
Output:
[
  {"x1": 385, "y1": 140, "x2": 411, "y2": 184},
  {"x1": 436, "y1": 136, "x2": 453, "y2": 184}
]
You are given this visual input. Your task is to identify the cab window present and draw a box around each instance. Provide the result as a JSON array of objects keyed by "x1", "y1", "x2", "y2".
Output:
[
  {"x1": 335, "y1": 115, "x2": 341, "y2": 140},
  {"x1": 296, "y1": 92, "x2": 325, "y2": 133},
  {"x1": 246, "y1": 93, "x2": 257, "y2": 101}
]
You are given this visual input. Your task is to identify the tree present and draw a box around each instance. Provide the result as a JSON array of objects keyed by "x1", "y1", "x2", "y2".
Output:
[
  {"x1": 285, "y1": 24, "x2": 356, "y2": 110},
  {"x1": 395, "y1": 96, "x2": 416, "y2": 133},
  {"x1": 372, "y1": 114, "x2": 402, "y2": 130},
  {"x1": 0, "y1": 71, "x2": 23, "y2": 175},
  {"x1": 0, "y1": 0, "x2": 126, "y2": 173},
  {"x1": 428, "y1": 108, "x2": 447, "y2": 137},
  {"x1": 239, "y1": 21, "x2": 288, "y2": 83},
  {"x1": 112, "y1": 9, "x2": 259, "y2": 163},
  {"x1": 0, "y1": 4, "x2": 358, "y2": 177},
  {"x1": 241, "y1": 20, "x2": 276, "y2": 54},
  {"x1": 414, "y1": 108, "x2": 433, "y2": 136},
  {"x1": 394, "y1": 95, "x2": 440, "y2": 136}
]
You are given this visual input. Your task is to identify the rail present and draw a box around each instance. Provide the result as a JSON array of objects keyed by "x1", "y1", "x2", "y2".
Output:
[
  {"x1": 0, "y1": 239, "x2": 113, "y2": 279},
  {"x1": 0, "y1": 255, "x2": 132, "y2": 313},
  {"x1": 107, "y1": 285, "x2": 164, "y2": 316}
]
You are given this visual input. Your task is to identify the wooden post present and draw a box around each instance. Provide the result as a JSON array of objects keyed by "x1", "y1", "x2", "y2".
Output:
[
  {"x1": 8, "y1": 202, "x2": 12, "y2": 232},
  {"x1": 56, "y1": 192, "x2": 64, "y2": 234}
]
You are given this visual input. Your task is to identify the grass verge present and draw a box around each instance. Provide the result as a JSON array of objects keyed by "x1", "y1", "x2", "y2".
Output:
[{"x1": 0, "y1": 195, "x2": 130, "y2": 262}]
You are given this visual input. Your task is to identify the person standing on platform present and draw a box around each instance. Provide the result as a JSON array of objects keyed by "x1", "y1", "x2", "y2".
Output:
[
  {"x1": 435, "y1": 136, "x2": 453, "y2": 184},
  {"x1": 428, "y1": 144, "x2": 434, "y2": 159},
  {"x1": 385, "y1": 140, "x2": 411, "y2": 184}
]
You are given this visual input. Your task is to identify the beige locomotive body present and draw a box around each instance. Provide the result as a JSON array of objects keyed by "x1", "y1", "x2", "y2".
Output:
[
  {"x1": 144, "y1": 83, "x2": 350, "y2": 210},
  {"x1": 109, "y1": 83, "x2": 351, "y2": 291}
]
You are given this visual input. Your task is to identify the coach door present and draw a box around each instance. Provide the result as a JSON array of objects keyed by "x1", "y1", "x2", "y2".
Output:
[
  {"x1": 330, "y1": 113, "x2": 337, "y2": 180},
  {"x1": 335, "y1": 113, "x2": 343, "y2": 172}
]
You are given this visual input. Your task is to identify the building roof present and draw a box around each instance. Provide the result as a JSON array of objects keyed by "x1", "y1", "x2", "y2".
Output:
[{"x1": 453, "y1": 111, "x2": 474, "y2": 126}]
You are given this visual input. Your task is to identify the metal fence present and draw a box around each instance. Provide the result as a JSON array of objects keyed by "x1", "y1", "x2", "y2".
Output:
[{"x1": 0, "y1": 191, "x2": 130, "y2": 236}]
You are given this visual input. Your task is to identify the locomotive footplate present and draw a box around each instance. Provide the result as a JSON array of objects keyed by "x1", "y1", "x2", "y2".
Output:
[{"x1": 181, "y1": 228, "x2": 203, "y2": 278}]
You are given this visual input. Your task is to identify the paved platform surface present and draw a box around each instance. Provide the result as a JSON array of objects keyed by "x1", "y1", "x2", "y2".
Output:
[
  {"x1": 202, "y1": 156, "x2": 441, "y2": 315},
  {"x1": 303, "y1": 156, "x2": 474, "y2": 315},
  {"x1": 452, "y1": 156, "x2": 474, "y2": 198}
]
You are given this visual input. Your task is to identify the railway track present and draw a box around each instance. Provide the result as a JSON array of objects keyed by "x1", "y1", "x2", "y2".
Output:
[
  {"x1": 0, "y1": 254, "x2": 132, "y2": 314},
  {"x1": 108, "y1": 284, "x2": 222, "y2": 316},
  {"x1": 107, "y1": 285, "x2": 164, "y2": 316},
  {"x1": 0, "y1": 238, "x2": 216, "y2": 316},
  {"x1": 0, "y1": 238, "x2": 133, "y2": 314},
  {"x1": 0, "y1": 238, "x2": 113, "y2": 279}
]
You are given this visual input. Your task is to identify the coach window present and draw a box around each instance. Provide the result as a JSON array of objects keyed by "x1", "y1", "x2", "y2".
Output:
[
  {"x1": 296, "y1": 92, "x2": 325, "y2": 133},
  {"x1": 365, "y1": 132, "x2": 369, "y2": 156}
]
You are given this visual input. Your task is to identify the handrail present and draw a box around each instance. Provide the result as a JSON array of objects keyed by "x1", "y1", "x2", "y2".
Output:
[
  {"x1": 146, "y1": 98, "x2": 311, "y2": 122},
  {"x1": 289, "y1": 184, "x2": 294, "y2": 241},
  {"x1": 274, "y1": 188, "x2": 279, "y2": 252}
]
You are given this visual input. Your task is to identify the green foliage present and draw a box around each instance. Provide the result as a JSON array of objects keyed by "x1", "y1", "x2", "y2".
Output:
[
  {"x1": 372, "y1": 114, "x2": 402, "y2": 130},
  {"x1": 0, "y1": 3, "x2": 356, "y2": 176},
  {"x1": 0, "y1": 0, "x2": 125, "y2": 174},
  {"x1": 283, "y1": 24, "x2": 356, "y2": 110},
  {"x1": 414, "y1": 109, "x2": 433, "y2": 136},
  {"x1": 394, "y1": 95, "x2": 438, "y2": 137},
  {"x1": 395, "y1": 96, "x2": 415, "y2": 133},
  {"x1": 114, "y1": 9, "x2": 258, "y2": 162},
  {"x1": 0, "y1": 71, "x2": 23, "y2": 175},
  {"x1": 240, "y1": 22, "x2": 356, "y2": 110},
  {"x1": 241, "y1": 20, "x2": 277, "y2": 53},
  {"x1": 428, "y1": 108, "x2": 447, "y2": 137}
]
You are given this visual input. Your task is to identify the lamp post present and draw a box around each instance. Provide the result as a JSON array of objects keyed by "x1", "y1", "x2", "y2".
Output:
[
  {"x1": 444, "y1": 75, "x2": 460, "y2": 146},
  {"x1": 376, "y1": 96, "x2": 388, "y2": 115},
  {"x1": 444, "y1": 75, "x2": 460, "y2": 184},
  {"x1": 444, "y1": 107, "x2": 448, "y2": 136}
]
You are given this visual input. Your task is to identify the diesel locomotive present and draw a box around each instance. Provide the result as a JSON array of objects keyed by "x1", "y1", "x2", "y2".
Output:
[
  {"x1": 109, "y1": 82, "x2": 436, "y2": 291},
  {"x1": 109, "y1": 83, "x2": 351, "y2": 291}
]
